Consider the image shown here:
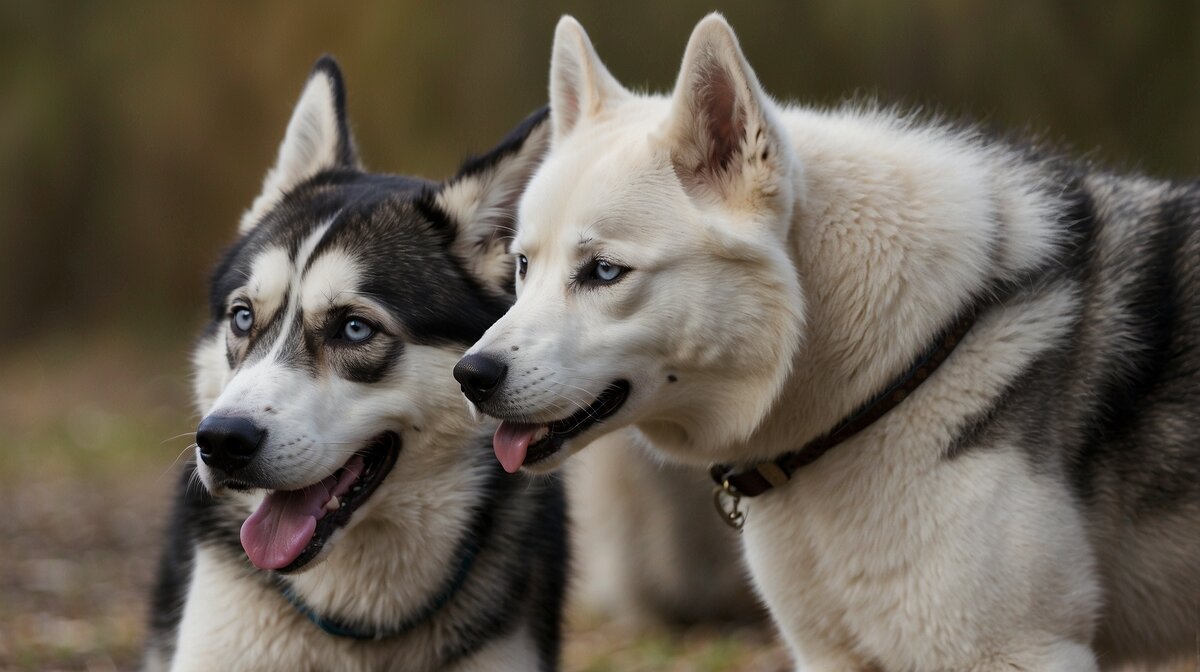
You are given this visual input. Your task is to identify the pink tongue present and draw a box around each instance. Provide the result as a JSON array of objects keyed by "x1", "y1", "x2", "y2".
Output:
[
  {"x1": 239, "y1": 456, "x2": 366, "y2": 570},
  {"x1": 240, "y1": 484, "x2": 328, "y2": 570},
  {"x1": 493, "y1": 421, "x2": 543, "y2": 473}
]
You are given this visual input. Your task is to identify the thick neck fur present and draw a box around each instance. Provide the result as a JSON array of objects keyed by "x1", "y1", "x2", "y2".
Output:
[{"x1": 726, "y1": 107, "x2": 1063, "y2": 464}]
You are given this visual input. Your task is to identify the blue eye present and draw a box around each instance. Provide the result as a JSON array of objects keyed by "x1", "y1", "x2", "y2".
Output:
[
  {"x1": 593, "y1": 260, "x2": 623, "y2": 282},
  {"x1": 582, "y1": 259, "x2": 628, "y2": 285},
  {"x1": 339, "y1": 318, "x2": 374, "y2": 343},
  {"x1": 231, "y1": 307, "x2": 253, "y2": 335}
]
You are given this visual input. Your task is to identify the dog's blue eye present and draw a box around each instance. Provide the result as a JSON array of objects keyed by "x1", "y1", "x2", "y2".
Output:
[
  {"x1": 339, "y1": 318, "x2": 374, "y2": 343},
  {"x1": 588, "y1": 260, "x2": 626, "y2": 284},
  {"x1": 594, "y1": 261, "x2": 621, "y2": 282},
  {"x1": 231, "y1": 307, "x2": 253, "y2": 335},
  {"x1": 517, "y1": 254, "x2": 528, "y2": 279}
]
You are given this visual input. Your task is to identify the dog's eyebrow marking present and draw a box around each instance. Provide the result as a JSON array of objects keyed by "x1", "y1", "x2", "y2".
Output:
[
  {"x1": 263, "y1": 219, "x2": 335, "y2": 363},
  {"x1": 576, "y1": 236, "x2": 594, "y2": 248},
  {"x1": 300, "y1": 248, "x2": 361, "y2": 317},
  {"x1": 247, "y1": 246, "x2": 291, "y2": 322}
]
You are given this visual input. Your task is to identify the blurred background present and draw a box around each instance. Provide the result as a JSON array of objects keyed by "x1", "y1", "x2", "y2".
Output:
[{"x1": 2, "y1": 1, "x2": 1198, "y2": 670}]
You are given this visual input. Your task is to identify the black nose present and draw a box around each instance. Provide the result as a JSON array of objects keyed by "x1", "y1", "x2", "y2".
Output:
[
  {"x1": 196, "y1": 415, "x2": 265, "y2": 475},
  {"x1": 453, "y1": 353, "x2": 508, "y2": 403}
]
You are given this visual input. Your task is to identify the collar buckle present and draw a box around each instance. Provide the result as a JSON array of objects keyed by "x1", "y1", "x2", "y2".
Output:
[{"x1": 713, "y1": 479, "x2": 746, "y2": 531}]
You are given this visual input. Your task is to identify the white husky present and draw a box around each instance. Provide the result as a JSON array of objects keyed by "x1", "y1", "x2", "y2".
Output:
[{"x1": 455, "y1": 13, "x2": 1200, "y2": 672}]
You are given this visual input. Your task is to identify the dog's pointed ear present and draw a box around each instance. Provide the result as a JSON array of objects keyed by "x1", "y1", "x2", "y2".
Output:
[
  {"x1": 239, "y1": 56, "x2": 360, "y2": 234},
  {"x1": 432, "y1": 107, "x2": 552, "y2": 296},
  {"x1": 666, "y1": 15, "x2": 782, "y2": 205},
  {"x1": 549, "y1": 16, "x2": 627, "y2": 142}
]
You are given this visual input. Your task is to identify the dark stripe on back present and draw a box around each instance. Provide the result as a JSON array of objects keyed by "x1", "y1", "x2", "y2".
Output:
[
  {"x1": 944, "y1": 169, "x2": 1097, "y2": 460},
  {"x1": 1092, "y1": 191, "x2": 1189, "y2": 428},
  {"x1": 1072, "y1": 186, "x2": 1191, "y2": 500}
]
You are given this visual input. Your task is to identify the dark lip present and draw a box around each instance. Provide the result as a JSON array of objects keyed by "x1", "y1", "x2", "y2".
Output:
[
  {"x1": 274, "y1": 431, "x2": 402, "y2": 574},
  {"x1": 523, "y1": 380, "x2": 630, "y2": 466}
]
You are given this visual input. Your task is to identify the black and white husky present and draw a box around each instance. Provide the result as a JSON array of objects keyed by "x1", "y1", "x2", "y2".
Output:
[
  {"x1": 142, "y1": 58, "x2": 566, "y2": 672},
  {"x1": 458, "y1": 14, "x2": 1200, "y2": 671}
]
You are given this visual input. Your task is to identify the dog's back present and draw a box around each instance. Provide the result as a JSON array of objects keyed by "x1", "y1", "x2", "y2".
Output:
[{"x1": 1008, "y1": 170, "x2": 1200, "y2": 663}]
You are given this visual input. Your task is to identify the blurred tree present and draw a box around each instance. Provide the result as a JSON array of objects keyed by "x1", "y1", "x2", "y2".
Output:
[{"x1": 2, "y1": 0, "x2": 1197, "y2": 349}]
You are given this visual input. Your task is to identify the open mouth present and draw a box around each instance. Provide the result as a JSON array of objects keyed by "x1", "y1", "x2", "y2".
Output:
[
  {"x1": 238, "y1": 431, "x2": 400, "y2": 573},
  {"x1": 492, "y1": 380, "x2": 630, "y2": 473}
]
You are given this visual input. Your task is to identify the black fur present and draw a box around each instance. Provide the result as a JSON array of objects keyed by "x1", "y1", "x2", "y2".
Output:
[
  {"x1": 310, "y1": 54, "x2": 358, "y2": 169},
  {"x1": 144, "y1": 468, "x2": 201, "y2": 664},
  {"x1": 454, "y1": 106, "x2": 550, "y2": 182}
]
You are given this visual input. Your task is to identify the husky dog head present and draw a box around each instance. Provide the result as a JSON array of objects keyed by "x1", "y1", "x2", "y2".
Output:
[
  {"x1": 455, "y1": 15, "x2": 804, "y2": 473},
  {"x1": 192, "y1": 56, "x2": 548, "y2": 572}
]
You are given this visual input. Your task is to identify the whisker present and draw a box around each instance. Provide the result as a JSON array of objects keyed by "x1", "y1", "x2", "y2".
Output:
[
  {"x1": 158, "y1": 442, "x2": 198, "y2": 484},
  {"x1": 160, "y1": 431, "x2": 196, "y2": 445}
]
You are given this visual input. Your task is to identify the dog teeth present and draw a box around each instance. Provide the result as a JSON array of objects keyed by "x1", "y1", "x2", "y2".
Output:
[
  {"x1": 532, "y1": 426, "x2": 550, "y2": 443},
  {"x1": 324, "y1": 496, "x2": 340, "y2": 512}
]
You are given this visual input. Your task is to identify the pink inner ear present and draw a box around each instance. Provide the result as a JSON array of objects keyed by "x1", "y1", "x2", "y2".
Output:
[{"x1": 697, "y1": 60, "x2": 745, "y2": 174}]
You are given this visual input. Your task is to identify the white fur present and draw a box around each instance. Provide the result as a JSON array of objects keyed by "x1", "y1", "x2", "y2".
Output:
[
  {"x1": 247, "y1": 246, "x2": 291, "y2": 320},
  {"x1": 567, "y1": 429, "x2": 762, "y2": 626},
  {"x1": 239, "y1": 70, "x2": 350, "y2": 234},
  {"x1": 463, "y1": 13, "x2": 1127, "y2": 670},
  {"x1": 299, "y1": 248, "x2": 362, "y2": 318},
  {"x1": 548, "y1": 17, "x2": 629, "y2": 142}
]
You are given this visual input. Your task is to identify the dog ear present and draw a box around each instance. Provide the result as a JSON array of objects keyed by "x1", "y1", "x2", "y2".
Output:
[
  {"x1": 666, "y1": 14, "x2": 781, "y2": 205},
  {"x1": 239, "y1": 56, "x2": 360, "y2": 234},
  {"x1": 433, "y1": 107, "x2": 552, "y2": 296},
  {"x1": 549, "y1": 16, "x2": 627, "y2": 142}
]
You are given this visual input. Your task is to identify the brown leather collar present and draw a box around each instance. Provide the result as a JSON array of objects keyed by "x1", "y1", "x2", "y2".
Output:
[{"x1": 710, "y1": 306, "x2": 978, "y2": 529}]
